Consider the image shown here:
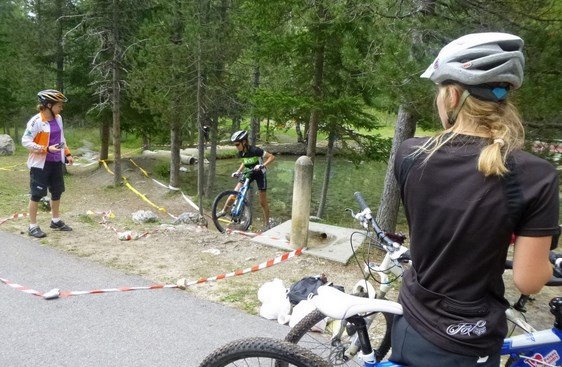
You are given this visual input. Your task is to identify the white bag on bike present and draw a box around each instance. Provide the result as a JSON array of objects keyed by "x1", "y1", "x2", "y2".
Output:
[{"x1": 258, "y1": 279, "x2": 291, "y2": 322}]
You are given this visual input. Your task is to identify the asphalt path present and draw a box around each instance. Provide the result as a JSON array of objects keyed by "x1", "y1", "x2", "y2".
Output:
[{"x1": 0, "y1": 231, "x2": 290, "y2": 366}]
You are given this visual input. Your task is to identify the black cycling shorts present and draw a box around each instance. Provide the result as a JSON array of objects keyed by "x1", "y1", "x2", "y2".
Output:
[
  {"x1": 240, "y1": 170, "x2": 267, "y2": 191},
  {"x1": 30, "y1": 161, "x2": 65, "y2": 199}
]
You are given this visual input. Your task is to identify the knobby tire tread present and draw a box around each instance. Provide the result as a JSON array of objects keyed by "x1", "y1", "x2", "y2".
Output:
[
  {"x1": 285, "y1": 309, "x2": 393, "y2": 364},
  {"x1": 199, "y1": 337, "x2": 332, "y2": 367},
  {"x1": 211, "y1": 190, "x2": 252, "y2": 233}
]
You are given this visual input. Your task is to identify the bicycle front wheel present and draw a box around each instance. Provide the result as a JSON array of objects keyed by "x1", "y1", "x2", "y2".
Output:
[
  {"x1": 211, "y1": 190, "x2": 252, "y2": 233},
  {"x1": 199, "y1": 337, "x2": 332, "y2": 367},
  {"x1": 285, "y1": 309, "x2": 393, "y2": 365}
]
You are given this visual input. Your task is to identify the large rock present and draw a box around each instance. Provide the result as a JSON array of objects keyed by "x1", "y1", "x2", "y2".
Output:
[{"x1": 0, "y1": 134, "x2": 15, "y2": 156}]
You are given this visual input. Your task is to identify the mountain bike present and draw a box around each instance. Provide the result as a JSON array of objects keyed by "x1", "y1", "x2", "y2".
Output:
[
  {"x1": 285, "y1": 192, "x2": 562, "y2": 366},
  {"x1": 284, "y1": 192, "x2": 410, "y2": 365},
  {"x1": 199, "y1": 283, "x2": 562, "y2": 367},
  {"x1": 198, "y1": 337, "x2": 331, "y2": 367},
  {"x1": 211, "y1": 173, "x2": 253, "y2": 233},
  {"x1": 309, "y1": 285, "x2": 562, "y2": 367}
]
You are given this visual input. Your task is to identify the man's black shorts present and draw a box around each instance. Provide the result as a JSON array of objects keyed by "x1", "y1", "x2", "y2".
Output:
[
  {"x1": 30, "y1": 161, "x2": 65, "y2": 198},
  {"x1": 240, "y1": 170, "x2": 267, "y2": 191}
]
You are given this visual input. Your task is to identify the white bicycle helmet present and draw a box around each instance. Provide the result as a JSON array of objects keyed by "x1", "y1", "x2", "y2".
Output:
[
  {"x1": 421, "y1": 33, "x2": 525, "y2": 90},
  {"x1": 231, "y1": 130, "x2": 248, "y2": 142}
]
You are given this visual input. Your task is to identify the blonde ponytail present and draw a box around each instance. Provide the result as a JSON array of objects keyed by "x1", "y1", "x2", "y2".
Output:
[{"x1": 417, "y1": 84, "x2": 525, "y2": 176}]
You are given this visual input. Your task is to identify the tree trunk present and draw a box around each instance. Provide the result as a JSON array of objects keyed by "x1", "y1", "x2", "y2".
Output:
[
  {"x1": 306, "y1": 2, "x2": 326, "y2": 161},
  {"x1": 169, "y1": 0, "x2": 184, "y2": 190},
  {"x1": 169, "y1": 112, "x2": 181, "y2": 189},
  {"x1": 249, "y1": 65, "x2": 260, "y2": 145},
  {"x1": 375, "y1": 0, "x2": 435, "y2": 232},
  {"x1": 196, "y1": 17, "x2": 205, "y2": 215},
  {"x1": 265, "y1": 117, "x2": 270, "y2": 143},
  {"x1": 295, "y1": 121, "x2": 304, "y2": 143},
  {"x1": 205, "y1": 115, "x2": 218, "y2": 197},
  {"x1": 375, "y1": 105, "x2": 416, "y2": 232},
  {"x1": 111, "y1": 0, "x2": 121, "y2": 186},
  {"x1": 55, "y1": 0, "x2": 64, "y2": 92},
  {"x1": 100, "y1": 120, "x2": 110, "y2": 161},
  {"x1": 316, "y1": 131, "x2": 335, "y2": 218}
]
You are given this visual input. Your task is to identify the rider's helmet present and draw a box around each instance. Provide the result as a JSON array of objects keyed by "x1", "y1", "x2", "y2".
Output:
[
  {"x1": 421, "y1": 32, "x2": 524, "y2": 100},
  {"x1": 37, "y1": 89, "x2": 68, "y2": 106},
  {"x1": 231, "y1": 130, "x2": 248, "y2": 143}
]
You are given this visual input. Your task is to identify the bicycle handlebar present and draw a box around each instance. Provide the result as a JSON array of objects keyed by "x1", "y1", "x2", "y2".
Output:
[
  {"x1": 354, "y1": 192, "x2": 369, "y2": 212},
  {"x1": 353, "y1": 192, "x2": 401, "y2": 252}
]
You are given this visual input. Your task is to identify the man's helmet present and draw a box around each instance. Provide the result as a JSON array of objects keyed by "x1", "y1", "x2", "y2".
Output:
[
  {"x1": 421, "y1": 33, "x2": 525, "y2": 90},
  {"x1": 231, "y1": 130, "x2": 248, "y2": 143},
  {"x1": 38, "y1": 89, "x2": 68, "y2": 106}
]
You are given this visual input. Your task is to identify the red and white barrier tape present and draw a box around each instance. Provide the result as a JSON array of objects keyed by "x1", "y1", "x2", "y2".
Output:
[
  {"x1": 0, "y1": 277, "x2": 43, "y2": 297},
  {"x1": 0, "y1": 248, "x2": 303, "y2": 300},
  {"x1": 177, "y1": 247, "x2": 303, "y2": 288},
  {"x1": 226, "y1": 228, "x2": 289, "y2": 243},
  {"x1": 0, "y1": 212, "x2": 29, "y2": 225}
]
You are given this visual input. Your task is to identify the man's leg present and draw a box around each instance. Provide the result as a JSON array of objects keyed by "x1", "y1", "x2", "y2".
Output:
[
  {"x1": 258, "y1": 190, "x2": 270, "y2": 225},
  {"x1": 51, "y1": 199, "x2": 60, "y2": 219},
  {"x1": 28, "y1": 199, "x2": 39, "y2": 226},
  {"x1": 28, "y1": 167, "x2": 48, "y2": 238},
  {"x1": 221, "y1": 182, "x2": 243, "y2": 214}
]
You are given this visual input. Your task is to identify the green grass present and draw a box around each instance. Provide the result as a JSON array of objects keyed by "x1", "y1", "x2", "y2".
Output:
[{"x1": 0, "y1": 148, "x2": 30, "y2": 215}]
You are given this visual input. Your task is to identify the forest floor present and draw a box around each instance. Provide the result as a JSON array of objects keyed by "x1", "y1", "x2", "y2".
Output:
[{"x1": 0, "y1": 146, "x2": 559, "y2": 339}]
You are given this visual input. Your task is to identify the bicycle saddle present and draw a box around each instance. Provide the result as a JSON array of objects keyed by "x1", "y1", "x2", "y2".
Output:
[{"x1": 312, "y1": 285, "x2": 403, "y2": 320}]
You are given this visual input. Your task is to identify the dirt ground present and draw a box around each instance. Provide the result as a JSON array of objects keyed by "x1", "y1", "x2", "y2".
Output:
[{"x1": 1, "y1": 155, "x2": 559, "y2": 336}]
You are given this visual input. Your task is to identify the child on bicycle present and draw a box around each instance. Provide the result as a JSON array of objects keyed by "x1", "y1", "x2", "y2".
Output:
[
  {"x1": 222, "y1": 130, "x2": 275, "y2": 230},
  {"x1": 391, "y1": 33, "x2": 559, "y2": 366},
  {"x1": 22, "y1": 89, "x2": 74, "y2": 238}
]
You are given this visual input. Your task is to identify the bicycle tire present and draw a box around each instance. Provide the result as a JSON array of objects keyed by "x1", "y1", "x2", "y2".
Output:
[
  {"x1": 285, "y1": 308, "x2": 393, "y2": 365},
  {"x1": 211, "y1": 190, "x2": 252, "y2": 233},
  {"x1": 199, "y1": 337, "x2": 332, "y2": 367}
]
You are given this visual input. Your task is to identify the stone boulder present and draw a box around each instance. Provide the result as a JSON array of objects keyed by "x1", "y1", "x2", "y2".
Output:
[{"x1": 0, "y1": 134, "x2": 15, "y2": 156}]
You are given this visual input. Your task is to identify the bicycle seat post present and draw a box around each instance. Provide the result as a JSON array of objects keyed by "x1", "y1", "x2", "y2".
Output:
[{"x1": 549, "y1": 297, "x2": 562, "y2": 329}]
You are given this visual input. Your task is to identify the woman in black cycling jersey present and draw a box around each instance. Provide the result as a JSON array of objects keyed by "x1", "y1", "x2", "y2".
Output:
[
  {"x1": 391, "y1": 33, "x2": 559, "y2": 366},
  {"x1": 226, "y1": 130, "x2": 275, "y2": 229}
]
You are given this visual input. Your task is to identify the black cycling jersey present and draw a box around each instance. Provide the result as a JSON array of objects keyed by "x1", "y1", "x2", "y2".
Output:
[
  {"x1": 239, "y1": 145, "x2": 264, "y2": 170},
  {"x1": 394, "y1": 134, "x2": 560, "y2": 356},
  {"x1": 238, "y1": 145, "x2": 267, "y2": 190}
]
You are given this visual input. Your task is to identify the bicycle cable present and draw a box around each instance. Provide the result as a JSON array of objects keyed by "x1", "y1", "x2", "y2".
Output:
[{"x1": 350, "y1": 231, "x2": 404, "y2": 286}]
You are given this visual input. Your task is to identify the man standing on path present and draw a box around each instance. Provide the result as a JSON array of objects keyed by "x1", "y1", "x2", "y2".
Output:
[{"x1": 22, "y1": 89, "x2": 74, "y2": 238}]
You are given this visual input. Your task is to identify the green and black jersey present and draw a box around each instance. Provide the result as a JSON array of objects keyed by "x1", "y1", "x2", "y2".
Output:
[
  {"x1": 239, "y1": 145, "x2": 265, "y2": 171},
  {"x1": 238, "y1": 145, "x2": 268, "y2": 190}
]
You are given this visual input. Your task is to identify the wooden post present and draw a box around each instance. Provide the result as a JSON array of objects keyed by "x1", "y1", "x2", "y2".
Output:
[{"x1": 291, "y1": 156, "x2": 313, "y2": 249}]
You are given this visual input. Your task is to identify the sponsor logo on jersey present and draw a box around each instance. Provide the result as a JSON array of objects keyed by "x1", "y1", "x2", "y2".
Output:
[{"x1": 446, "y1": 320, "x2": 487, "y2": 337}]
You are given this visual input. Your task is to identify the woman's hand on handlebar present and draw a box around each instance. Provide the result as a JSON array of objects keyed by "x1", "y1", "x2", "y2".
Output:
[{"x1": 231, "y1": 171, "x2": 241, "y2": 178}]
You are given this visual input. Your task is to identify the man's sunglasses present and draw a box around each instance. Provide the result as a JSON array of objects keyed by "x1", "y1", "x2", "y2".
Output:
[{"x1": 234, "y1": 143, "x2": 241, "y2": 147}]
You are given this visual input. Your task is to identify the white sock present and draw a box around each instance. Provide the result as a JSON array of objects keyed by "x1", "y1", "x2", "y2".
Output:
[
  {"x1": 52, "y1": 218, "x2": 60, "y2": 223},
  {"x1": 29, "y1": 223, "x2": 38, "y2": 229}
]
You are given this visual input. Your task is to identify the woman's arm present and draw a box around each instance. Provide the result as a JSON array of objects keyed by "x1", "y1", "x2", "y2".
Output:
[
  {"x1": 262, "y1": 151, "x2": 275, "y2": 167},
  {"x1": 512, "y1": 235, "x2": 553, "y2": 294},
  {"x1": 22, "y1": 119, "x2": 47, "y2": 153}
]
